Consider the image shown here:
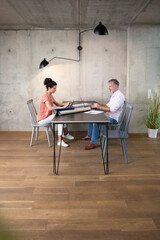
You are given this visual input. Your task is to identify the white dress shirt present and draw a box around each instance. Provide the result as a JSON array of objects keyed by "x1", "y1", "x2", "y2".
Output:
[{"x1": 106, "y1": 89, "x2": 125, "y2": 122}]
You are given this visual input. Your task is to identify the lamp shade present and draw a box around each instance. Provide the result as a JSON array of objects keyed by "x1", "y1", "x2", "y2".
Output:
[
  {"x1": 94, "y1": 22, "x2": 108, "y2": 35},
  {"x1": 39, "y1": 58, "x2": 49, "y2": 69}
]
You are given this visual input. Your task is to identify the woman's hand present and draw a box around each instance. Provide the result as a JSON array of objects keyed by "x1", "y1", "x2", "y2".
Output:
[
  {"x1": 63, "y1": 102, "x2": 70, "y2": 108},
  {"x1": 68, "y1": 101, "x2": 73, "y2": 106}
]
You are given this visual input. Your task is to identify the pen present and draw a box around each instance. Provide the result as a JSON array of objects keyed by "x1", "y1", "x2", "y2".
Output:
[{"x1": 80, "y1": 96, "x2": 85, "y2": 107}]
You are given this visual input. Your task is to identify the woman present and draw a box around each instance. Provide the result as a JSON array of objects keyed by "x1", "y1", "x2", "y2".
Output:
[{"x1": 37, "y1": 78, "x2": 74, "y2": 147}]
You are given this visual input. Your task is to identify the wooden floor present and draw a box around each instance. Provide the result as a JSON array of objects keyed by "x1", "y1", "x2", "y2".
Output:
[{"x1": 0, "y1": 131, "x2": 160, "y2": 240}]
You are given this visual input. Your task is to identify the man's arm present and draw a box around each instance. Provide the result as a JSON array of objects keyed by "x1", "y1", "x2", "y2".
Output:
[{"x1": 93, "y1": 103, "x2": 110, "y2": 112}]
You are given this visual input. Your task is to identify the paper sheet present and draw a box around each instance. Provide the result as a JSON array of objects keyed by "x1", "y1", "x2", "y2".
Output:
[{"x1": 84, "y1": 110, "x2": 104, "y2": 114}]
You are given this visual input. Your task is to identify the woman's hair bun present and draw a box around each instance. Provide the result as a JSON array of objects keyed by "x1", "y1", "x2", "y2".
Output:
[
  {"x1": 44, "y1": 78, "x2": 52, "y2": 86},
  {"x1": 43, "y1": 78, "x2": 57, "y2": 89}
]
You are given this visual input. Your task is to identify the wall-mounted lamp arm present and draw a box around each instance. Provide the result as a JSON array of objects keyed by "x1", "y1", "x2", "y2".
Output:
[
  {"x1": 79, "y1": 28, "x2": 93, "y2": 35},
  {"x1": 49, "y1": 56, "x2": 80, "y2": 62},
  {"x1": 77, "y1": 28, "x2": 93, "y2": 59},
  {"x1": 39, "y1": 55, "x2": 80, "y2": 69},
  {"x1": 39, "y1": 29, "x2": 92, "y2": 68},
  {"x1": 39, "y1": 22, "x2": 108, "y2": 69}
]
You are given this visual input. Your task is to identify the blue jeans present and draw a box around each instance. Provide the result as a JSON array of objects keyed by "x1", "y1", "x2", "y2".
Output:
[{"x1": 88, "y1": 117, "x2": 118, "y2": 144}]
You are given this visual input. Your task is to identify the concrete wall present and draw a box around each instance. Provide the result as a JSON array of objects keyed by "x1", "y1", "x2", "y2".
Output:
[
  {"x1": 0, "y1": 25, "x2": 159, "y2": 132},
  {"x1": 0, "y1": 29, "x2": 127, "y2": 131},
  {"x1": 127, "y1": 24, "x2": 160, "y2": 133}
]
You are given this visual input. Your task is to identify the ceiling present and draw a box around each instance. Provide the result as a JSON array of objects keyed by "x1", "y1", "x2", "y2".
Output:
[{"x1": 0, "y1": 0, "x2": 160, "y2": 30}]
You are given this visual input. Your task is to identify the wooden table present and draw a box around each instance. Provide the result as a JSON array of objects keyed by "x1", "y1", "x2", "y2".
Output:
[{"x1": 51, "y1": 110, "x2": 110, "y2": 175}]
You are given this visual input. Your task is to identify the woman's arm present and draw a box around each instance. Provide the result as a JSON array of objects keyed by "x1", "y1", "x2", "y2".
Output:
[
  {"x1": 45, "y1": 100, "x2": 71, "y2": 111},
  {"x1": 54, "y1": 99, "x2": 72, "y2": 107}
]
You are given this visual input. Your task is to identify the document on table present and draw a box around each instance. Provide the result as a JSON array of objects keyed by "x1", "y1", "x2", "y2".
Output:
[
  {"x1": 72, "y1": 103, "x2": 92, "y2": 108},
  {"x1": 84, "y1": 110, "x2": 104, "y2": 114}
]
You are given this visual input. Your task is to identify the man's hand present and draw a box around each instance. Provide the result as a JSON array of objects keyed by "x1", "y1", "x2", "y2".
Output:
[
  {"x1": 93, "y1": 103, "x2": 100, "y2": 109},
  {"x1": 92, "y1": 102, "x2": 110, "y2": 112}
]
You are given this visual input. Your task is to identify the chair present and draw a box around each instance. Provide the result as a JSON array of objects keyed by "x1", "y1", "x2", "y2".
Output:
[
  {"x1": 101, "y1": 103, "x2": 133, "y2": 164},
  {"x1": 100, "y1": 102, "x2": 126, "y2": 152},
  {"x1": 108, "y1": 101, "x2": 126, "y2": 130},
  {"x1": 27, "y1": 99, "x2": 54, "y2": 147}
]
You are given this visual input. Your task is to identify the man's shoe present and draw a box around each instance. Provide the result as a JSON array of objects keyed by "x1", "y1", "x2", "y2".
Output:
[
  {"x1": 81, "y1": 135, "x2": 91, "y2": 140},
  {"x1": 62, "y1": 133, "x2": 74, "y2": 140},
  {"x1": 57, "y1": 140, "x2": 69, "y2": 147},
  {"x1": 85, "y1": 143, "x2": 97, "y2": 150}
]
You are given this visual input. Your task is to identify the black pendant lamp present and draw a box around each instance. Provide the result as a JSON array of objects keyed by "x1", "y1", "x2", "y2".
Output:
[
  {"x1": 94, "y1": 22, "x2": 108, "y2": 35},
  {"x1": 39, "y1": 58, "x2": 49, "y2": 69}
]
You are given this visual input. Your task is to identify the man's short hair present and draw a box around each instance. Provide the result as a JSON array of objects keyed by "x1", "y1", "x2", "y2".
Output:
[{"x1": 108, "y1": 79, "x2": 119, "y2": 87}]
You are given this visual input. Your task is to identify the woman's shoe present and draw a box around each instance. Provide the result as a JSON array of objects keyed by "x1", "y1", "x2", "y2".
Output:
[
  {"x1": 62, "y1": 133, "x2": 74, "y2": 140},
  {"x1": 57, "y1": 140, "x2": 69, "y2": 147}
]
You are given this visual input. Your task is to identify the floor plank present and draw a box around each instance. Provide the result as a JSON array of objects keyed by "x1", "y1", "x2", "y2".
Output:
[{"x1": 0, "y1": 131, "x2": 160, "y2": 240}]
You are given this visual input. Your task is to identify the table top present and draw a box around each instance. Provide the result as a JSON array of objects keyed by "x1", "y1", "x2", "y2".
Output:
[{"x1": 51, "y1": 111, "x2": 110, "y2": 124}]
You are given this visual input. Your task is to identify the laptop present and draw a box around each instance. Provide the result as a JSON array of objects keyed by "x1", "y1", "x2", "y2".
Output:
[{"x1": 72, "y1": 96, "x2": 92, "y2": 108}]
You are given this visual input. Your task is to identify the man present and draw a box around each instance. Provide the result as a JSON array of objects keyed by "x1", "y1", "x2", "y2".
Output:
[{"x1": 82, "y1": 79, "x2": 125, "y2": 150}]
